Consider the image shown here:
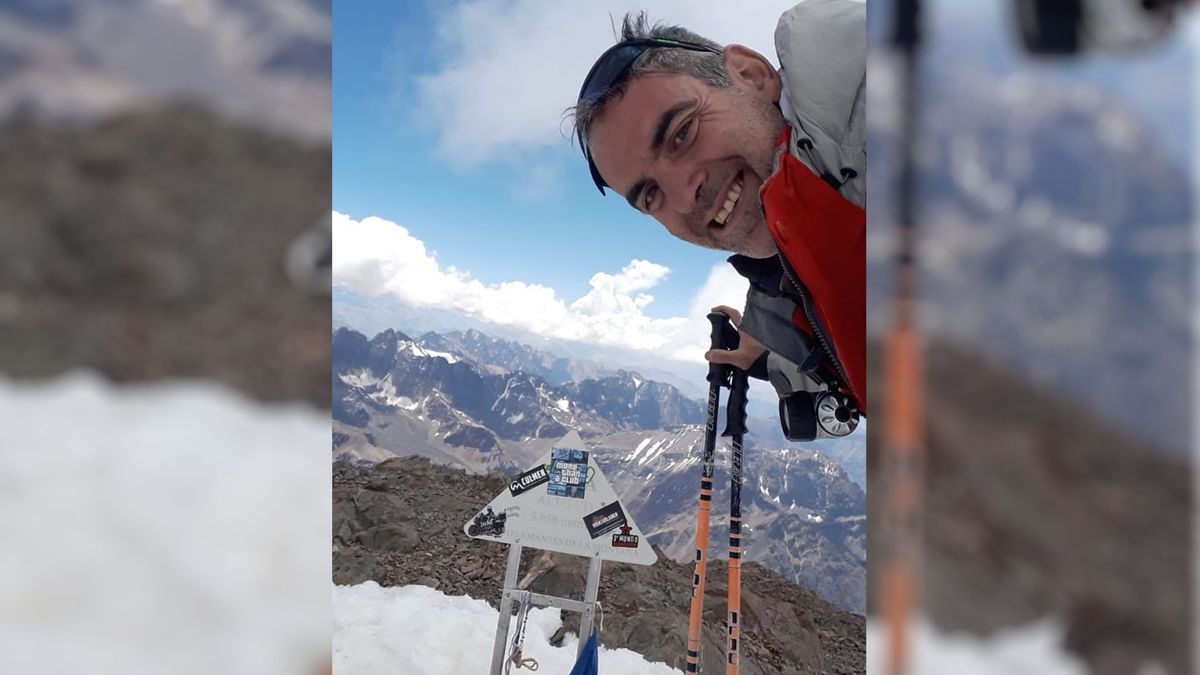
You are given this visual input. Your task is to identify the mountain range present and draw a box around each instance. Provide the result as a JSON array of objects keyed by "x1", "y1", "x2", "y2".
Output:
[
  {"x1": 866, "y1": 39, "x2": 1192, "y2": 454},
  {"x1": 332, "y1": 325, "x2": 868, "y2": 613},
  {"x1": 0, "y1": 0, "x2": 330, "y2": 139}
]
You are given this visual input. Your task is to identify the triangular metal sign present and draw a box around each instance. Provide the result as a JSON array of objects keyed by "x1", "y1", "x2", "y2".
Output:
[{"x1": 464, "y1": 431, "x2": 657, "y2": 565}]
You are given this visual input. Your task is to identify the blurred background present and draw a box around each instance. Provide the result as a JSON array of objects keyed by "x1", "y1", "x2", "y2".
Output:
[
  {"x1": 0, "y1": 0, "x2": 332, "y2": 674},
  {"x1": 865, "y1": 1, "x2": 1195, "y2": 674}
]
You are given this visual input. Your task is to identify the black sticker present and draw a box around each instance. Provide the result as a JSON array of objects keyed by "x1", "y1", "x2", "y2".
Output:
[
  {"x1": 508, "y1": 465, "x2": 550, "y2": 497},
  {"x1": 467, "y1": 506, "x2": 507, "y2": 538},
  {"x1": 611, "y1": 524, "x2": 640, "y2": 548},
  {"x1": 583, "y1": 501, "x2": 627, "y2": 539}
]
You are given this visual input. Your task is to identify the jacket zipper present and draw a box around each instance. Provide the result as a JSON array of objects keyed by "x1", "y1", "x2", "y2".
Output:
[{"x1": 777, "y1": 252, "x2": 859, "y2": 406}]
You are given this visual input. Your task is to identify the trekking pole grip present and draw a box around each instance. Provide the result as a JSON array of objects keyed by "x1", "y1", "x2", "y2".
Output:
[{"x1": 706, "y1": 311, "x2": 740, "y2": 384}]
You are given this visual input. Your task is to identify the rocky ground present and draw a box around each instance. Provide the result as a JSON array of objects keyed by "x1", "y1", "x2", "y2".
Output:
[
  {"x1": 0, "y1": 105, "x2": 330, "y2": 407},
  {"x1": 866, "y1": 340, "x2": 1191, "y2": 675},
  {"x1": 333, "y1": 456, "x2": 866, "y2": 675}
]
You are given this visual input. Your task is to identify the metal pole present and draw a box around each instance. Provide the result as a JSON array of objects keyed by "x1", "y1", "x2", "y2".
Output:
[
  {"x1": 724, "y1": 367, "x2": 748, "y2": 675},
  {"x1": 578, "y1": 556, "x2": 603, "y2": 658},
  {"x1": 488, "y1": 543, "x2": 524, "y2": 675},
  {"x1": 884, "y1": 2, "x2": 925, "y2": 674}
]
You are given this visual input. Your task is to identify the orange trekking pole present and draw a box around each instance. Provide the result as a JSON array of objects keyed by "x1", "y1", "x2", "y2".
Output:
[
  {"x1": 686, "y1": 311, "x2": 741, "y2": 673},
  {"x1": 883, "y1": 2, "x2": 925, "y2": 674}
]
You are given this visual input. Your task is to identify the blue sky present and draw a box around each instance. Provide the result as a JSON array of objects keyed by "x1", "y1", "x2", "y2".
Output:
[{"x1": 332, "y1": 0, "x2": 800, "y2": 362}]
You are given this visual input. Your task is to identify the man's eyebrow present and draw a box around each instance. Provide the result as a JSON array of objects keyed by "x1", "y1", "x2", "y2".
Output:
[
  {"x1": 651, "y1": 99, "x2": 699, "y2": 156},
  {"x1": 623, "y1": 99, "x2": 699, "y2": 211},
  {"x1": 625, "y1": 179, "x2": 650, "y2": 211}
]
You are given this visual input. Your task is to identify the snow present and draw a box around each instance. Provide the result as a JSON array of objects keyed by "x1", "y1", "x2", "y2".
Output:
[
  {"x1": 555, "y1": 398, "x2": 570, "y2": 412},
  {"x1": 507, "y1": 412, "x2": 525, "y2": 424},
  {"x1": 0, "y1": 373, "x2": 331, "y2": 675},
  {"x1": 403, "y1": 342, "x2": 460, "y2": 363},
  {"x1": 340, "y1": 369, "x2": 380, "y2": 388},
  {"x1": 866, "y1": 617, "x2": 1089, "y2": 675},
  {"x1": 627, "y1": 436, "x2": 654, "y2": 463},
  {"x1": 334, "y1": 582, "x2": 682, "y2": 675}
]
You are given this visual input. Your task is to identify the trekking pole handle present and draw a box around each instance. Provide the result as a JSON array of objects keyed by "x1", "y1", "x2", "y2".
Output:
[
  {"x1": 706, "y1": 311, "x2": 740, "y2": 385},
  {"x1": 723, "y1": 366, "x2": 750, "y2": 438}
]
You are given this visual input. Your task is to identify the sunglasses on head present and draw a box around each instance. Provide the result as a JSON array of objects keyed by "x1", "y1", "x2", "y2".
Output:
[{"x1": 576, "y1": 38, "x2": 725, "y2": 194}]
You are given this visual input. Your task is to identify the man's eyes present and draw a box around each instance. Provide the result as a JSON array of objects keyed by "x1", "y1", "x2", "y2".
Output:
[
  {"x1": 642, "y1": 184, "x2": 659, "y2": 212},
  {"x1": 672, "y1": 119, "x2": 693, "y2": 149},
  {"x1": 640, "y1": 116, "x2": 695, "y2": 212}
]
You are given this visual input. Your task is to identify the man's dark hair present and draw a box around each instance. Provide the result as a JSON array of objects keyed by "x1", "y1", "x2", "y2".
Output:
[{"x1": 568, "y1": 12, "x2": 731, "y2": 148}]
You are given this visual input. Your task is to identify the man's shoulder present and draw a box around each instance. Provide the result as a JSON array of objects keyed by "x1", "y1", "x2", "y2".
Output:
[
  {"x1": 776, "y1": 0, "x2": 865, "y2": 37},
  {"x1": 774, "y1": 0, "x2": 865, "y2": 142}
]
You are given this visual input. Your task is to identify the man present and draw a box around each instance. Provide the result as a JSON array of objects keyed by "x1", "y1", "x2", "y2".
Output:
[{"x1": 570, "y1": 0, "x2": 865, "y2": 439}]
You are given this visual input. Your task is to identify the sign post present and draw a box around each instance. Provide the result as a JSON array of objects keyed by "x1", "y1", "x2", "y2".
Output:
[{"x1": 466, "y1": 431, "x2": 656, "y2": 674}]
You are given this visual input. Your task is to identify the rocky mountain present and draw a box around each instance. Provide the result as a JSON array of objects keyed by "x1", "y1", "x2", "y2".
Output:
[
  {"x1": 332, "y1": 326, "x2": 867, "y2": 613},
  {"x1": 333, "y1": 456, "x2": 865, "y2": 675},
  {"x1": 418, "y1": 328, "x2": 613, "y2": 385},
  {"x1": 0, "y1": 0, "x2": 330, "y2": 139},
  {"x1": 866, "y1": 27, "x2": 1192, "y2": 454},
  {"x1": 594, "y1": 430, "x2": 866, "y2": 616},
  {"x1": 865, "y1": 339, "x2": 1191, "y2": 675},
  {"x1": 0, "y1": 105, "x2": 330, "y2": 408}
]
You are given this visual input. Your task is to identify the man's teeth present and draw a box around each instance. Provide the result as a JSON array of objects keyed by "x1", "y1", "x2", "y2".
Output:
[{"x1": 714, "y1": 177, "x2": 744, "y2": 225}]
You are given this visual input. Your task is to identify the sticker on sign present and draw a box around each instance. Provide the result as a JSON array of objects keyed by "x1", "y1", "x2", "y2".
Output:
[{"x1": 462, "y1": 431, "x2": 656, "y2": 565}]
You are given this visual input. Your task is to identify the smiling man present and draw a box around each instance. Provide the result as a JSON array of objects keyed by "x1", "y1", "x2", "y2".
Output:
[{"x1": 570, "y1": 0, "x2": 865, "y2": 438}]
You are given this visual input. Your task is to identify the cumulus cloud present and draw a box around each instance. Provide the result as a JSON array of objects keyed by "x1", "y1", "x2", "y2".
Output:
[
  {"x1": 410, "y1": 0, "x2": 798, "y2": 169},
  {"x1": 332, "y1": 211, "x2": 748, "y2": 361}
]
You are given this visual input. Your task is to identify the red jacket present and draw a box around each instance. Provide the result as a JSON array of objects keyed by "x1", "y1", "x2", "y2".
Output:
[{"x1": 761, "y1": 127, "x2": 866, "y2": 411}]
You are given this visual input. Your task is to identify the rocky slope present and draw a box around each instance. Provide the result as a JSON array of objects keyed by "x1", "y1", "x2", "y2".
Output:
[
  {"x1": 333, "y1": 456, "x2": 865, "y2": 675},
  {"x1": 0, "y1": 105, "x2": 330, "y2": 408},
  {"x1": 865, "y1": 339, "x2": 1191, "y2": 675}
]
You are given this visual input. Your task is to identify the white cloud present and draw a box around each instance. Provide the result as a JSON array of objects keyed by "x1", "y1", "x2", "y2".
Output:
[
  {"x1": 332, "y1": 211, "x2": 749, "y2": 361},
  {"x1": 410, "y1": 0, "x2": 799, "y2": 169}
]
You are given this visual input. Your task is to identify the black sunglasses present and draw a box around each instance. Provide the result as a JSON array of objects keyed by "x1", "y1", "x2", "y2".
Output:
[{"x1": 576, "y1": 38, "x2": 725, "y2": 194}]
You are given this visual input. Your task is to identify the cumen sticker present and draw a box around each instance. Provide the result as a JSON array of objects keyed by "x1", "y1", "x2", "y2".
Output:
[{"x1": 508, "y1": 464, "x2": 550, "y2": 497}]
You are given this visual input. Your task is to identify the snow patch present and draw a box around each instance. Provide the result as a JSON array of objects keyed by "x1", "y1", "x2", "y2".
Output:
[
  {"x1": 627, "y1": 437, "x2": 654, "y2": 463},
  {"x1": 866, "y1": 616, "x2": 1088, "y2": 674},
  {"x1": 0, "y1": 374, "x2": 330, "y2": 675},
  {"x1": 404, "y1": 342, "x2": 460, "y2": 363},
  {"x1": 555, "y1": 398, "x2": 570, "y2": 412},
  {"x1": 340, "y1": 369, "x2": 380, "y2": 389},
  {"x1": 334, "y1": 582, "x2": 682, "y2": 675}
]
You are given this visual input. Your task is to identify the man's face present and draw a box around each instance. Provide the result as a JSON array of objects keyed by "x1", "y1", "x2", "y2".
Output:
[{"x1": 587, "y1": 66, "x2": 785, "y2": 258}]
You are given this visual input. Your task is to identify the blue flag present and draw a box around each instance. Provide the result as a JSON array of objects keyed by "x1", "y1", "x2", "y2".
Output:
[{"x1": 568, "y1": 631, "x2": 599, "y2": 675}]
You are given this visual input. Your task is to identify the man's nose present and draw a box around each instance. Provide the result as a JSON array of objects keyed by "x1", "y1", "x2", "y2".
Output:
[{"x1": 662, "y1": 164, "x2": 705, "y2": 216}]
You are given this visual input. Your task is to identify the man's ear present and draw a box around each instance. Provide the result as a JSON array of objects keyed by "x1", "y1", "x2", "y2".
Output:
[{"x1": 724, "y1": 44, "x2": 782, "y2": 102}]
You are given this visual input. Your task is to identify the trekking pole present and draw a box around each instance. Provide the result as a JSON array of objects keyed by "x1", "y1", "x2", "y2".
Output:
[
  {"x1": 723, "y1": 355, "x2": 749, "y2": 675},
  {"x1": 884, "y1": 2, "x2": 925, "y2": 674},
  {"x1": 686, "y1": 311, "x2": 737, "y2": 673}
]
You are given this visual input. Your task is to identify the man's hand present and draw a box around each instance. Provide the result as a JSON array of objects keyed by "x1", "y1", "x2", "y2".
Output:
[{"x1": 704, "y1": 305, "x2": 767, "y2": 370}]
